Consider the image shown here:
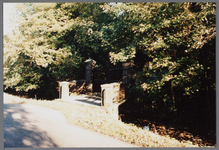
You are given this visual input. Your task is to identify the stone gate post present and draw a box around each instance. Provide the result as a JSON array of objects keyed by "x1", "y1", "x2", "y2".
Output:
[
  {"x1": 59, "y1": 81, "x2": 70, "y2": 99},
  {"x1": 101, "y1": 84, "x2": 113, "y2": 106},
  {"x1": 85, "y1": 58, "x2": 96, "y2": 92},
  {"x1": 101, "y1": 82, "x2": 125, "y2": 120}
]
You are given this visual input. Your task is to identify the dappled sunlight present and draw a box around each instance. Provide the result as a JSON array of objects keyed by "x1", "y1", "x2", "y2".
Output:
[{"x1": 4, "y1": 102, "x2": 58, "y2": 148}]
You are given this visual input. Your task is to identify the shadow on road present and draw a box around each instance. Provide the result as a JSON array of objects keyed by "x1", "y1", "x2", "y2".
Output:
[
  {"x1": 4, "y1": 103, "x2": 58, "y2": 148},
  {"x1": 75, "y1": 95, "x2": 101, "y2": 106}
]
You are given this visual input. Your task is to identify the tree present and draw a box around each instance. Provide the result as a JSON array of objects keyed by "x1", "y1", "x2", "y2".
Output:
[
  {"x1": 101, "y1": 2, "x2": 216, "y2": 130},
  {"x1": 4, "y1": 3, "x2": 216, "y2": 133},
  {"x1": 3, "y1": 2, "x2": 115, "y2": 98},
  {"x1": 4, "y1": 3, "x2": 84, "y2": 99}
]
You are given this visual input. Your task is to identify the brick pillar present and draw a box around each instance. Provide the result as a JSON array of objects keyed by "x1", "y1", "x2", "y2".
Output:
[
  {"x1": 111, "y1": 83, "x2": 120, "y2": 103},
  {"x1": 101, "y1": 82, "x2": 124, "y2": 120},
  {"x1": 85, "y1": 58, "x2": 96, "y2": 92},
  {"x1": 122, "y1": 62, "x2": 132, "y2": 86},
  {"x1": 59, "y1": 81, "x2": 70, "y2": 99},
  {"x1": 111, "y1": 103, "x2": 120, "y2": 120}
]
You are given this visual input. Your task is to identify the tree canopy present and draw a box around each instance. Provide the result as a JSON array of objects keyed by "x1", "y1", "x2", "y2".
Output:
[{"x1": 4, "y1": 2, "x2": 216, "y2": 135}]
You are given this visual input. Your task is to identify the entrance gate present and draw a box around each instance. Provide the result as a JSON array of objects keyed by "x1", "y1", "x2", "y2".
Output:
[{"x1": 93, "y1": 61, "x2": 131, "y2": 92}]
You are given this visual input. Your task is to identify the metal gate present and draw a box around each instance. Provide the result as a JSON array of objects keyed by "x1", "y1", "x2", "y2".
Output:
[{"x1": 93, "y1": 62, "x2": 123, "y2": 92}]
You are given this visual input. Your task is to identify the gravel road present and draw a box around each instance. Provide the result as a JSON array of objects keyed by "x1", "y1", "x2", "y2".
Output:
[{"x1": 4, "y1": 99, "x2": 135, "y2": 148}]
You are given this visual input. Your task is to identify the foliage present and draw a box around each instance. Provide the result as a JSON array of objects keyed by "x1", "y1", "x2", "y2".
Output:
[
  {"x1": 3, "y1": 2, "x2": 216, "y2": 135},
  {"x1": 5, "y1": 4, "x2": 68, "y2": 98},
  {"x1": 101, "y1": 2, "x2": 215, "y2": 131},
  {"x1": 3, "y1": 3, "x2": 108, "y2": 99}
]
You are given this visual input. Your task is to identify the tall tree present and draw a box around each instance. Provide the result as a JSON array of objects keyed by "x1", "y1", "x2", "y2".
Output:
[
  {"x1": 3, "y1": 2, "x2": 115, "y2": 98},
  {"x1": 4, "y1": 3, "x2": 83, "y2": 99},
  {"x1": 101, "y1": 2, "x2": 216, "y2": 129}
]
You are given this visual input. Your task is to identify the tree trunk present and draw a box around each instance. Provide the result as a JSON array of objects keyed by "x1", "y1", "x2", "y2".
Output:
[{"x1": 201, "y1": 48, "x2": 211, "y2": 116}]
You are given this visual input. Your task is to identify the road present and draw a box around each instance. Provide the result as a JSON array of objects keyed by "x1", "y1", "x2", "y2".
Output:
[{"x1": 4, "y1": 99, "x2": 136, "y2": 148}]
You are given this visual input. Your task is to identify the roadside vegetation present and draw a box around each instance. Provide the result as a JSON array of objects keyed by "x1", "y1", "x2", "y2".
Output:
[{"x1": 4, "y1": 93, "x2": 200, "y2": 147}]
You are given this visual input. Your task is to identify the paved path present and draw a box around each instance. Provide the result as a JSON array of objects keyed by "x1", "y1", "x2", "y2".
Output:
[
  {"x1": 4, "y1": 99, "x2": 135, "y2": 148},
  {"x1": 57, "y1": 94, "x2": 102, "y2": 107}
]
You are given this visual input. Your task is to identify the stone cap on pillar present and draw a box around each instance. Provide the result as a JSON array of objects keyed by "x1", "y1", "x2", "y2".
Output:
[
  {"x1": 84, "y1": 58, "x2": 96, "y2": 63},
  {"x1": 59, "y1": 81, "x2": 70, "y2": 86},
  {"x1": 101, "y1": 83, "x2": 113, "y2": 88},
  {"x1": 85, "y1": 58, "x2": 92, "y2": 63},
  {"x1": 101, "y1": 82, "x2": 120, "y2": 88}
]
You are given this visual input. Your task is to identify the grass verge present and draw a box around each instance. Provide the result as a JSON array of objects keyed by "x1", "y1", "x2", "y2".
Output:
[{"x1": 4, "y1": 93, "x2": 198, "y2": 147}]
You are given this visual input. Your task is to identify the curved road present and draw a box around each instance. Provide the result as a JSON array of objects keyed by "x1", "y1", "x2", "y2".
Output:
[{"x1": 4, "y1": 99, "x2": 136, "y2": 148}]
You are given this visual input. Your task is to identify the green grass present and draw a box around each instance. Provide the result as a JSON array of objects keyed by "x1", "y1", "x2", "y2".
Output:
[{"x1": 4, "y1": 93, "x2": 198, "y2": 147}]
